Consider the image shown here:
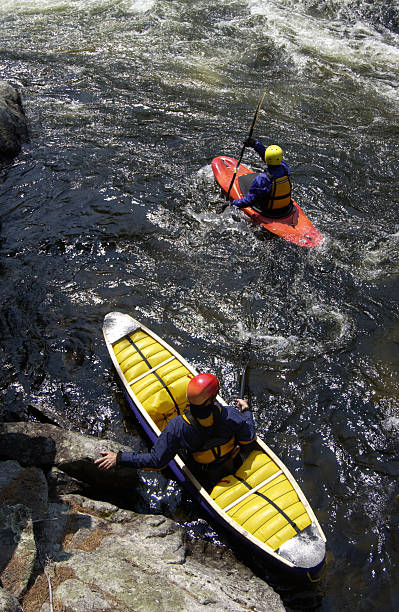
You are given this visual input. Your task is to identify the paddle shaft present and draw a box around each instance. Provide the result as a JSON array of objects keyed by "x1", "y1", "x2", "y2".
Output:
[
  {"x1": 218, "y1": 92, "x2": 266, "y2": 214},
  {"x1": 239, "y1": 337, "x2": 251, "y2": 399},
  {"x1": 240, "y1": 364, "x2": 248, "y2": 399}
]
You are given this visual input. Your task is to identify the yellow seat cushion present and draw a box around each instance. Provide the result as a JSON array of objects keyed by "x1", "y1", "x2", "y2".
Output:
[{"x1": 210, "y1": 449, "x2": 312, "y2": 550}]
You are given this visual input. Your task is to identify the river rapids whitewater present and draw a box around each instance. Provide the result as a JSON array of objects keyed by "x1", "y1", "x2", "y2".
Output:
[{"x1": 0, "y1": 0, "x2": 398, "y2": 609}]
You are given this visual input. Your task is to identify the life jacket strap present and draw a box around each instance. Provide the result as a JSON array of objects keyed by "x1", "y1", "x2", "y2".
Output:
[{"x1": 183, "y1": 407, "x2": 236, "y2": 464}]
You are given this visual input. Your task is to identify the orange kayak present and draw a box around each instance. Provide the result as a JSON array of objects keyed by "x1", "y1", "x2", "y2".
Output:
[{"x1": 212, "y1": 155, "x2": 324, "y2": 248}]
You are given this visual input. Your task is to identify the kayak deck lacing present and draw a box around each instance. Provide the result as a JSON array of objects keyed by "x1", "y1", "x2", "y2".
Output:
[
  {"x1": 234, "y1": 475, "x2": 301, "y2": 534},
  {"x1": 126, "y1": 335, "x2": 181, "y2": 415}
]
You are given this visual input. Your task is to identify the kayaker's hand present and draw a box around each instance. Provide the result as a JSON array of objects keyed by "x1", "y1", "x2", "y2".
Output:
[
  {"x1": 236, "y1": 398, "x2": 250, "y2": 412},
  {"x1": 244, "y1": 137, "x2": 256, "y2": 148},
  {"x1": 94, "y1": 451, "x2": 118, "y2": 470}
]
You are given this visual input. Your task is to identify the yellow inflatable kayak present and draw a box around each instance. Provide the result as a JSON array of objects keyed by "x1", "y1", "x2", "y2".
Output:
[{"x1": 103, "y1": 311, "x2": 326, "y2": 579}]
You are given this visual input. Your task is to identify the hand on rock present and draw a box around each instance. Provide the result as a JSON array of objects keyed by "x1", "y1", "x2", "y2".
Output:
[{"x1": 94, "y1": 451, "x2": 117, "y2": 470}]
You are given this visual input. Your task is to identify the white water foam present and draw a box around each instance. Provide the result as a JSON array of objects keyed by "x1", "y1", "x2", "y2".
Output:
[
  {"x1": 246, "y1": 0, "x2": 399, "y2": 103},
  {"x1": 0, "y1": 0, "x2": 155, "y2": 14}
]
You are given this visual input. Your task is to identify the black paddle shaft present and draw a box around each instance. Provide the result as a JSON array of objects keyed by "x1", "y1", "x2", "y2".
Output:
[
  {"x1": 217, "y1": 92, "x2": 266, "y2": 214},
  {"x1": 239, "y1": 337, "x2": 252, "y2": 399},
  {"x1": 240, "y1": 364, "x2": 248, "y2": 399}
]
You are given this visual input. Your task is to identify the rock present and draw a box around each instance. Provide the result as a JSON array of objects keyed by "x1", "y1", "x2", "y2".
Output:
[
  {"x1": 46, "y1": 466, "x2": 92, "y2": 499},
  {"x1": 0, "y1": 422, "x2": 138, "y2": 491},
  {"x1": 0, "y1": 588, "x2": 23, "y2": 612},
  {"x1": 42, "y1": 579, "x2": 113, "y2": 612},
  {"x1": 0, "y1": 504, "x2": 37, "y2": 599},
  {"x1": 0, "y1": 460, "x2": 48, "y2": 521},
  {"x1": 59, "y1": 494, "x2": 138, "y2": 523},
  {"x1": 0, "y1": 82, "x2": 28, "y2": 160},
  {"x1": 0, "y1": 424, "x2": 57, "y2": 468},
  {"x1": 23, "y1": 494, "x2": 285, "y2": 612},
  {"x1": 0, "y1": 475, "x2": 284, "y2": 611},
  {"x1": 34, "y1": 500, "x2": 74, "y2": 562},
  {"x1": 34, "y1": 494, "x2": 138, "y2": 564},
  {"x1": 0, "y1": 433, "x2": 285, "y2": 611}
]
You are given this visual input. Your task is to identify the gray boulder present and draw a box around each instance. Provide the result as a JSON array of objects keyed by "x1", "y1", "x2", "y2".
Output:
[
  {"x1": 0, "y1": 588, "x2": 23, "y2": 612},
  {"x1": 0, "y1": 82, "x2": 28, "y2": 160},
  {"x1": 46, "y1": 466, "x2": 92, "y2": 498},
  {"x1": 29, "y1": 494, "x2": 285, "y2": 612},
  {"x1": 0, "y1": 422, "x2": 138, "y2": 491},
  {"x1": 0, "y1": 431, "x2": 286, "y2": 611},
  {"x1": 0, "y1": 504, "x2": 37, "y2": 599},
  {"x1": 0, "y1": 464, "x2": 285, "y2": 611}
]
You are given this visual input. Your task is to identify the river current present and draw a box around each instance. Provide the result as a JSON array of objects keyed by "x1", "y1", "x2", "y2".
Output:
[{"x1": 0, "y1": 0, "x2": 398, "y2": 610}]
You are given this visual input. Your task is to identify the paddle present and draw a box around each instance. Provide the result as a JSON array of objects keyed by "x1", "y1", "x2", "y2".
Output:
[
  {"x1": 217, "y1": 92, "x2": 266, "y2": 214},
  {"x1": 240, "y1": 363, "x2": 248, "y2": 400},
  {"x1": 239, "y1": 337, "x2": 252, "y2": 400},
  {"x1": 230, "y1": 338, "x2": 251, "y2": 458}
]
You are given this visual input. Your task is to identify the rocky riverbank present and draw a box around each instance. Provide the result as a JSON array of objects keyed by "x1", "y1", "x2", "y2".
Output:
[
  {"x1": 0, "y1": 80, "x2": 284, "y2": 611},
  {"x1": 0, "y1": 81, "x2": 28, "y2": 161},
  {"x1": 0, "y1": 422, "x2": 285, "y2": 611}
]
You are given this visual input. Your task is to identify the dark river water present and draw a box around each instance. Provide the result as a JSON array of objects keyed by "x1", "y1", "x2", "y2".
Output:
[{"x1": 1, "y1": 0, "x2": 398, "y2": 610}]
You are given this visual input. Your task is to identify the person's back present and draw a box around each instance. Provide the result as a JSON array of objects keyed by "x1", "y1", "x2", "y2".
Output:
[
  {"x1": 232, "y1": 140, "x2": 293, "y2": 218},
  {"x1": 181, "y1": 398, "x2": 255, "y2": 487},
  {"x1": 95, "y1": 373, "x2": 256, "y2": 489}
]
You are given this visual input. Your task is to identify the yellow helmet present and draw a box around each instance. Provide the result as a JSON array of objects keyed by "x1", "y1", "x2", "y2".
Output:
[{"x1": 265, "y1": 145, "x2": 283, "y2": 165}]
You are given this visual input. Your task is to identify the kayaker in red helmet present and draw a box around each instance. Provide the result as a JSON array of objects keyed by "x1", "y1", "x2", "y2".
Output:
[
  {"x1": 95, "y1": 373, "x2": 256, "y2": 489},
  {"x1": 231, "y1": 138, "x2": 293, "y2": 218}
]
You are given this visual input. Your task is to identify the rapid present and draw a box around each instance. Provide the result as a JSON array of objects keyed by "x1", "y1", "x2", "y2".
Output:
[{"x1": 0, "y1": 0, "x2": 398, "y2": 609}]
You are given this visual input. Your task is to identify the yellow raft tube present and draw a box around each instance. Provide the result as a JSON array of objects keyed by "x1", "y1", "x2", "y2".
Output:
[{"x1": 103, "y1": 311, "x2": 326, "y2": 578}]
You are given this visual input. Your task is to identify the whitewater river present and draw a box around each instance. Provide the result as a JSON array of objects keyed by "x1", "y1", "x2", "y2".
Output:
[{"x1": 0, "y1": 0, "x2": 398, "y2": 609}]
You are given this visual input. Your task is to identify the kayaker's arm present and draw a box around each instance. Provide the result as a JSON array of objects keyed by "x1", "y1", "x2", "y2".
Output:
[
  {"x1": 246, "y1": 138, "x2": 267, "y2": 162},
  {"x1": 226, "y1": 403, "x2": 256, "y2": 445},
  {"x1": 246, "y1": 139, "x2": 291, "y2": 175},
  {"x1": 231, "y1": 173, "x2": 270, "y2": 209},
  {"x1": 95, "y1": 405, "x2": 256, "y2": 472},
  {"x1": 95, "y1": 420, "x2": 182, "y2": 471},
  {"x1": 95, "y1": 451, "x2": 118, "y2": 470},
  {"x1": 236, "y1": 398, "x2": 250, "y2": 412}
]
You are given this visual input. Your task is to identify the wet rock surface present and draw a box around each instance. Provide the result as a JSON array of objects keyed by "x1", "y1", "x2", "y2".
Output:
[
  {"x1": 0, "y1": 81, "x2": 28, "y2": 160},
  {"x1": 0, "y1": 426, "x2": 285, "y2": 611},
  {"x1": 0, "y1": 422, "x2": 138, "y2": 493}
]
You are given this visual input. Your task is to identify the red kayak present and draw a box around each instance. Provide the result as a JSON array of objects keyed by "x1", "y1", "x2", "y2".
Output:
[{"x1": 212, "y1": 156, "x2": 324, "y2": 248}]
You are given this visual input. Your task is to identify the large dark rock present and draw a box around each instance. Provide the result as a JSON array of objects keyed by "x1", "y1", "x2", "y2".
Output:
[
  {"x1": 0, "y1": 422, "x2": 138, "y2": 492},
  {"x1": 0, "y1": 460, "x2": 48, "y2": 521},
  {"x1": 0, "y1": 82, "x2": 28, "y2": 160}
]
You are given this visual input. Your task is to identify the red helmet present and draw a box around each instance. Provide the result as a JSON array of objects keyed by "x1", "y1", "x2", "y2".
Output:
[{"x1": 187, "y1": 373, "x2": 220, "y2": 406}]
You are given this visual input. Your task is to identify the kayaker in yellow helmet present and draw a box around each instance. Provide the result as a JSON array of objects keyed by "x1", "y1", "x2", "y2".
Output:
[
  {"x1": 231, "y1": 139, "x2": 293, "y2": 218},
  {"x1": 95, "y1": 373, "x2": 256, "y2": 489}
]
